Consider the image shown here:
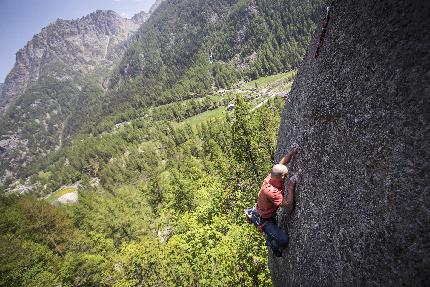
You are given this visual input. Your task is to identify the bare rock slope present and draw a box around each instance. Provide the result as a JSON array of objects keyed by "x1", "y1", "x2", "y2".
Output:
[{"x1": 272, "y1": 0, "x2": 429, "y2": 286}]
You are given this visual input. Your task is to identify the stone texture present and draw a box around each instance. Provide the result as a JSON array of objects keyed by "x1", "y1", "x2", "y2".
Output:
[{"x1": 271, "y1": 0, "x2": 430, "y2": 286}]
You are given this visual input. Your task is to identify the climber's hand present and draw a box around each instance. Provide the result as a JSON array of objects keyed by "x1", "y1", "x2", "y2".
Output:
[
  {"x1": 280, "y1": 144, "x2": 301, "y2": 165},
  {"x1": 290, "y1": 143, "x2": 300, "y2": 157}
]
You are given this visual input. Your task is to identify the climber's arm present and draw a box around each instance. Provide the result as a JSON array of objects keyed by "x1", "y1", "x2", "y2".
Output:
[
  {"x1": 278, "y1": 144, "x2": 299, "y2": 166},
  {"x1": 281, "y1": 175, "x2": 299, "y2": 213},
  {"x1": 282, "y1": 181, "x2": 295, "y2": 212}
]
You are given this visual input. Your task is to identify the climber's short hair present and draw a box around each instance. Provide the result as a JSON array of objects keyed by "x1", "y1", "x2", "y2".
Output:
[{"x1": 271, "y1": 164, "x2": 288, "y2": 178}]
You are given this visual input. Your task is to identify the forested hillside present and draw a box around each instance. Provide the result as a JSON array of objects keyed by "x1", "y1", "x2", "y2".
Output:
[
  {"x1": 105, "y1": 0, "x2": 322, "y2": 114},
  {"x1": 1, "y1": 73, "x2": 293, "y2": 286},
  {"x1": 0, "y1": 0, "x2": 323, "y2": 185}
]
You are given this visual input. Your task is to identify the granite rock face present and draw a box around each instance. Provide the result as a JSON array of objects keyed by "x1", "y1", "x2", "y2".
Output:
[
  {"x1": 271, "y1": 0, "x2": 429, "y2": 286},
  {"x1": 0, "y1": 10, "x2": 146, "y2": 111}
]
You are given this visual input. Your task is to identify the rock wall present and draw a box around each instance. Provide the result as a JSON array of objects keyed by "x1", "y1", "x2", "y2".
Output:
[{"x1": 272, "y1": 0, "x2": 429, "y2": 286}]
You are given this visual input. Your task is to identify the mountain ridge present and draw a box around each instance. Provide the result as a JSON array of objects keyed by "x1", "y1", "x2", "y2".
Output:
[
  {"x1": 0, "y1": 9, "x2": 147, "y2": 112},
  {"x1": 0, "y1": 1, "x2": 168, "y2": 185}
]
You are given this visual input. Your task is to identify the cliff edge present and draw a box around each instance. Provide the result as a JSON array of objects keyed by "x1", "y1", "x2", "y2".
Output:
[{"x1": 272, "y1": 0, "x2": 429, "y2": 286}]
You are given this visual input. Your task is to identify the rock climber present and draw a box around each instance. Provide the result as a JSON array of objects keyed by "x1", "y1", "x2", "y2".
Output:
[{"x1": 245, "y1": 143, "x2": 300, "y2": 257}]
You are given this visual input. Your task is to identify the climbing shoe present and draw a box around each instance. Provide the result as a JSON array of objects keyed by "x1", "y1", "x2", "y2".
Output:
[{"x1": 272, "y1": 248, "x2": 283, "y2": 258}]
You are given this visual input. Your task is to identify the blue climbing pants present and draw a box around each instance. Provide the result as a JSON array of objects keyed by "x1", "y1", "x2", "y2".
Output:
[
  {"x1": 247, "y1": 208, "x2": 289, "y2": 254},
  {"x1": 262, "y1": 217, "x2": 289, "y2": 255}
]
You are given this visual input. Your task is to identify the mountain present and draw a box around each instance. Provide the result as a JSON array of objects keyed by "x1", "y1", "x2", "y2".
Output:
[
  {"x1": 1, "y1": 0, "x2": 324, "y2": 187},
  {"x1": 272, "y1": 0, "x2": 429, "y2": 285},
  {"x1": 0, "y1": 10, "x2": 146, "y2": 112},
  {"x1": 104, "y1": 0, "x2": 324, "y2": 117},
  {"x1": 0, "y1": 4, "x2": 164, "y2": 184},
  {"x1": 131, "y1": 11, "x2": 150, "y2": 23}
]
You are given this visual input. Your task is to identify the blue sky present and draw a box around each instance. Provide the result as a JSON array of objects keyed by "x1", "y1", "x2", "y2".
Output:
[{"x1": 0, "y1": 0, "x2": 156, "y2": 82}]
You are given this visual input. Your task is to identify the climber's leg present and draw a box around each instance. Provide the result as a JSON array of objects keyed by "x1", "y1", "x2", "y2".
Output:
[
  {"x1": 262, "y1": 220, "x2": 289, "y2": 249},
  {"x1": 264, "y1": 232, "x2": 283, "y2": 257}
]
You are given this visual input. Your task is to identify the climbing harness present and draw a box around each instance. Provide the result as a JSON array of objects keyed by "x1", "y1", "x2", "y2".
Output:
[
  {"x1": 315, "y1": 1, "x2": 335, "y2": 59},
  {"x1": 244, "y1": 207, "x2": 267, "y2": 233}
]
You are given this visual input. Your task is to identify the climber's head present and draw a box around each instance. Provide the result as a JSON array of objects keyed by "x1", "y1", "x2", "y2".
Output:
[{"x1": 271, "y1": 164, "x2": 288, "y2": 179}]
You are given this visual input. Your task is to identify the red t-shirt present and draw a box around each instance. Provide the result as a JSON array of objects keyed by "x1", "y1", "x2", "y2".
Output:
[{"x1": 255, "y1": 173, "x2": 284, "y2": 219}]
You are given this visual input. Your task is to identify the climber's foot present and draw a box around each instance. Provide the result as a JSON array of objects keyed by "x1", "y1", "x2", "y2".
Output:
[{"x1": 272, "y1": 247, "x2": 283, "y2": 258}]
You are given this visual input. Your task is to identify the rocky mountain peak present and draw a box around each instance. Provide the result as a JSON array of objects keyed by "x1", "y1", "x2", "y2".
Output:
[
  {"x1": 132, "y1": 11, "x2": 150, "y2": 23},
  {"x1": 0, "y1": 0, "x2": 169, "y2": 184},
  {"x1": 0, "y1": 9, "x2": 147, "y2": 112}
]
